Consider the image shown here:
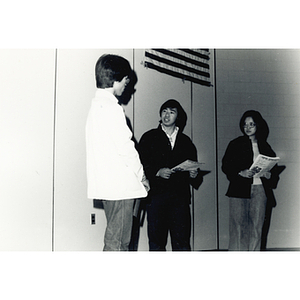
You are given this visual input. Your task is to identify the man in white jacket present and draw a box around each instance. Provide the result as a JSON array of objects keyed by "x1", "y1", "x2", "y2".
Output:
[{"x1": 86, "y1": 54, "x2": 149, "y2": 251}]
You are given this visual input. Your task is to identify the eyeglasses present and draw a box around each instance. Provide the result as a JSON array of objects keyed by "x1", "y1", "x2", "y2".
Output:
[{"x1": 243, "y1": 122, "x2": 256, "y2": 128}]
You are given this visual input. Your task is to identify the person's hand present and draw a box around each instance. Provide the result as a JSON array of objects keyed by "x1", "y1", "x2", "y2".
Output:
[
  {"x1": 157, "y1": 168, "x2": 174, "y2": 179},
  {"x1": 239, "y1": 169, "x2": 255, "y2": 178},
  {"x1": 189, "y1": 169, "x2": 198, "y2": 178},
  {"x1": 142, "y1": 178, "x2": 150, "y2": 192},
  {"x1": 262, "y1": 171, "x2": 271, "y2": 179}
]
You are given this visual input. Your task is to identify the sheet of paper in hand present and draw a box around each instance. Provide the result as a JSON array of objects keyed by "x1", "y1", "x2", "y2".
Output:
[
  {"x1": 250, "y1": 154, "x2": 280, "y2": 178},
  {"x1": 171, "y1": 160, "x2": 203, "y2": 172}
]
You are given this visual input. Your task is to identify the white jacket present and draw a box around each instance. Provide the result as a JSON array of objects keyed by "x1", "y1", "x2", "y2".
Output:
[{"x1": 86, "y1": 89, "x2": 147, "y2": 200}]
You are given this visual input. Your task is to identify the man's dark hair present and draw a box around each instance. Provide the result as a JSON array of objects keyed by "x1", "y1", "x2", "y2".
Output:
[
  {"x1": 95, "y1": 54, "x2": 132, "y2": 88},
  {"x1": 159, "y1": 99, "x2": 187, "y2": 132},
  {"x1": 239, "y1": 110, "x2": 269, "y2": 141}
]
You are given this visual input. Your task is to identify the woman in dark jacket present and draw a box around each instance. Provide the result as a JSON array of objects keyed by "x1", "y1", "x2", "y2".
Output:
[{"x1": 222, "y1": 110, "x2": 279, "y2": 251}]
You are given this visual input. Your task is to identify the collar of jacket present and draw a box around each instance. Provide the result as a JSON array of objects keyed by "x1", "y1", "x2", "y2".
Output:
[{"x1": 95, "y1": 88, "x2": 119, "y2": 105}]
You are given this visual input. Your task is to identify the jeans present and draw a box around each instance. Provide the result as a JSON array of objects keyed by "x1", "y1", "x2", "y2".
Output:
[
  {"x1": 102, "y1": 199, "x2": 134, "y2": 251},
  {"x1": 229, "y1": 185, "x2": 267, "y2": 251},
  {"x1": 147, "y1": 192, "x2": 191, "y2": 251}
]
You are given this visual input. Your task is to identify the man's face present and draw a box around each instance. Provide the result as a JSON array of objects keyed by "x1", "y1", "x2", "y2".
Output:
[
  {"x1": 113, "y1": 76, "x2": 130, "y2": 96},
  {"x1": 160, "y1": 107, "x2": 178, "y2": 127}
]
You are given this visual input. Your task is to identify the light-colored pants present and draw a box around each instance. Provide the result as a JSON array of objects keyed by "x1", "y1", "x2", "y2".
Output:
[
  {"x1": 229, "y1": 185, "x2": 267, "y2": 251},
  {"x1": 102, "y1": 199, "x2": 134, "y2": 251}
]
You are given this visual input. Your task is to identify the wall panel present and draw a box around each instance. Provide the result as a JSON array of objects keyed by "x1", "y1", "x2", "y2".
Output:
[
  {"x1": 192, "y1": 69, "x2": 217, "y2": 250},
  {"x1": 0, "y1": 49, "x2": 55, "y2": 250}
]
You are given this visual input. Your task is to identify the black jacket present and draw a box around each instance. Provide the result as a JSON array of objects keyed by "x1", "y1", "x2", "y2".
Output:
[
  {"x1": 138, "y1": 125, "x2": 202, "y2": 202},
  {"x1": 222, "y1": 135, "x2": 279, "y2": 202}
]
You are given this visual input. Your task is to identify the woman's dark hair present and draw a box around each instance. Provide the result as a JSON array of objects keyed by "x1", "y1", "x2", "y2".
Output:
[
  {"x1": 159, "y1": 99, "x2": 187, "y2": 132},
  {"x1": 239, "y1": 110, "x2": 269, "y2": 141},
  {"x1": 95, "y1": 54, "x2": 132, "y2": 88}
]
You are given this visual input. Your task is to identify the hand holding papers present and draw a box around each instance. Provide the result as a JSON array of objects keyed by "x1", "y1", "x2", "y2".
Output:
[
  {"x1": 249, "y1": 154, "x2": 280, "y2": 178},
  {"x1": 171, "y1": 160, "x2": 203, "y2": 172}
]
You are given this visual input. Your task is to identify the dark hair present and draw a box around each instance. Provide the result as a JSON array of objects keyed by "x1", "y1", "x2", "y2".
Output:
[
  {"x1": 159, "y1": 99, "x2": 187, "y2": 132},
  {"x1": 239, "y1": 110, "x2": 269, "y2": 141},
  {"x1": 95, "y1": 54, "x2": 132, "y2": 88}
]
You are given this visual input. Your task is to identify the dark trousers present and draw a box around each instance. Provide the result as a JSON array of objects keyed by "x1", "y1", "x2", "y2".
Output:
[{"x1": 146, "y1": 191, "x2": 191, "y2": 251}]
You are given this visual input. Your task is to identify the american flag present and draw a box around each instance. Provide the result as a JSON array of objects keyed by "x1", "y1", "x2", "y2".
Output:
[{"x1": 144, "y1": 49, "x2": 211, "y2": 87}]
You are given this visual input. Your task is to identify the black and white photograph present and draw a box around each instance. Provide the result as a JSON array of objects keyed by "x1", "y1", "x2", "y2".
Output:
[{"x1": 0, "y1": 1, "x2": 299, "y2": 299}]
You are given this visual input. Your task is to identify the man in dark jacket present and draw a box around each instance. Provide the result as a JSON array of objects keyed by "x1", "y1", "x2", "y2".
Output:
[{"x1": 138, "y1": 99, "x2": 202, "y2": 251}]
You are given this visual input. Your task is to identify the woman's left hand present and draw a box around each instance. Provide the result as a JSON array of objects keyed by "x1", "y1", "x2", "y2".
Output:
[
  {"x1": 189, "y1": 169, "x2": 198, "y2": 178},
  {"x1": 262, "y1": 171, "x2": 271, "y2": 179}
]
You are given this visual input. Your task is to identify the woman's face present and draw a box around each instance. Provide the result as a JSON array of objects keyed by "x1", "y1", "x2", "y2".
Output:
[{"x1": 243, "y1": 117, "x2": 257, "y2": 138}]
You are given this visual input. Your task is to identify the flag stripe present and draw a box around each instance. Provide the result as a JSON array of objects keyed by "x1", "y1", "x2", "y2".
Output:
[
  {"x1": 153, "y1": 48, "x2": 210, "y2": 69},
  {"x1": 144, "y1": 49, "x2": 211, "y2": 86},
  {"x1": 179, "y1": 48, "x2": 210, "y2": 61},
  {"x1": 145, "y1": 61, "x2": 211, "y2": 87},
  {"x1": 145, "y1": 51, "x2": 210, "y2": 78}
]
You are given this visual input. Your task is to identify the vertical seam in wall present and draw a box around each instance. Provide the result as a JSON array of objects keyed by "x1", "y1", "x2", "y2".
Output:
[
  {"x1": 213, "y1": 49, "x2": 220, "y2": 250},
  {"x1": 51, "y1": 49, "x2": 58, "y2": 252},
  {"x1": 191, "y1": 81, "x2": 195, "y2": 251}
]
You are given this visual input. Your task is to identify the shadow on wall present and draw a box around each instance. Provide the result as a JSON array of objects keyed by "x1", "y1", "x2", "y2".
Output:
[{"x1": 261, "y1": 165, "x2": 286, "y2": 251}]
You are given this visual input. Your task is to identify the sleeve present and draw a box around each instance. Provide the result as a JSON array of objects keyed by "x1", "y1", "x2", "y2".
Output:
[
  {"x1": 111, "y1": 105, "x2": 144, "y2": 181},
  {"x1": 221, "y1": 140, "x2": 252, "y2": 184},
  {"x1": 138, "y1": 131, "x2": 160, "y2": 181}
]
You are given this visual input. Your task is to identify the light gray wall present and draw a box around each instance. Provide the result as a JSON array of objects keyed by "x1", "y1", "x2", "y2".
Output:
[{"x1": 0, "y1": 49, "x2": 298, "y2": 250}]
